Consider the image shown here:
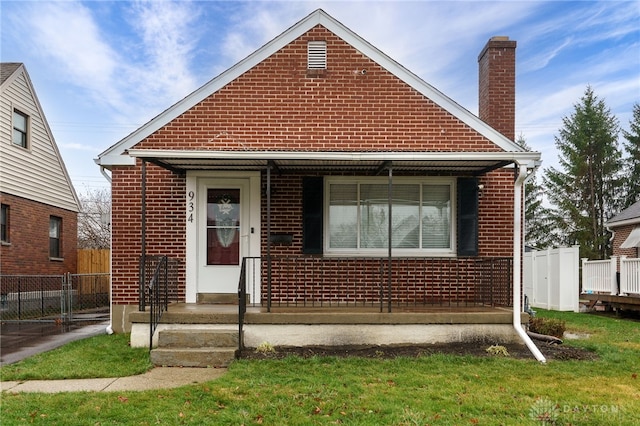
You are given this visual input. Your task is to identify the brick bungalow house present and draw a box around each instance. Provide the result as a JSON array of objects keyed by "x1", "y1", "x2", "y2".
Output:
[
  {"x1": 96, "y1": 10, "x2": 544, "y2": 362},
  {"x1": 1, "y1": 63, "x2": 79, "y2": 276}
]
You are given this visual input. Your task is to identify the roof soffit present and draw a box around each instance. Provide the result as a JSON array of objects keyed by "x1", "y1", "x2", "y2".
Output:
[{"x1": 96, "y1": 9, "x2": 525, "y2": 166}]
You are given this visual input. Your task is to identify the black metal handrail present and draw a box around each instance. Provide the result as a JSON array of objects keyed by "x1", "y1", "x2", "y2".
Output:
[
  {"x1": 237, "y1": 257, "x2": 261, "y2": 355},
  {"x1": 237, "y1": 257, "x2": 248, "y2": 355},
  {"x1": 147, "y1": 255, "x2": 168, "y2": 351}
]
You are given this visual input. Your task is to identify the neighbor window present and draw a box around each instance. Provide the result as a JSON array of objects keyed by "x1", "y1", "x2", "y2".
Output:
[
  {"x1": 49, "y1": 216, "x2": 62, "y2": 258},
  {"x1": 1, "y1": 204, "x2": 9, "y2": 243},
  {"x1": 326, "y1": 178, "x2": 454, "y2": 255},
  {"x1": 12, "y1": 109, "x2": 29, "y2": 148}
]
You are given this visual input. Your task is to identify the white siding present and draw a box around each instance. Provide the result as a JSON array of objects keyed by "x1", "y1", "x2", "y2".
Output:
[{"x1": 0, "y1": 67, "x2": 79, "y2": 212}]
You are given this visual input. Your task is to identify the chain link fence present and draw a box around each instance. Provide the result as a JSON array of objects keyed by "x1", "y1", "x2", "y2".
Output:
[{"x1": 0, "y1": 273, "x2": 109, "y2": 322}]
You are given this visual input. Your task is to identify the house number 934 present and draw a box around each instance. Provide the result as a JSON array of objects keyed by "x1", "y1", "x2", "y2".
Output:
[{"x1": 187, "y1": 191, "x2": 195, "y2": 223}]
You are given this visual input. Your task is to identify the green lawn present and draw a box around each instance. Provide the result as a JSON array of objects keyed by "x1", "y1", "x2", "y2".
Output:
[{"x1": 1, "y1": 310, "x2": 639, "y2": 425}]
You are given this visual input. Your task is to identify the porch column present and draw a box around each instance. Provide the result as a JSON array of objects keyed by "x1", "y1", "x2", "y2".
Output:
[
  {"x1": 266, "y1": 162, "x2": 272, "y2": 312},
  {"x1": 387, "y1": 163, "x2": 393, "y2": 313},
  {"x1": 139, "y1": 160, "x2": 147, "y2": 311}
]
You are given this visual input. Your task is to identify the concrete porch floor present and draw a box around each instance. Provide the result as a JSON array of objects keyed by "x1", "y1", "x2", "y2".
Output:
[{"x1": 130, "y1": 303, "x2": 527, "y2": 349}]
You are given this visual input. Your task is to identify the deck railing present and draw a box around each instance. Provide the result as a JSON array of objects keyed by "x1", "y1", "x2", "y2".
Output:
[
  {"x1": 581, "y1": 258, "x2": 618, "y2": 295},
  {"x1": 620, "y1": 257, "x2": 640, "y2": 296},
  {"x1": 582, "y1": 256, "x2": 640, "y2": 296}
]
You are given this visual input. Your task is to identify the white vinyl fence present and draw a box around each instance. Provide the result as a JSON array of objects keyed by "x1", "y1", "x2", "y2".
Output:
[
  {"x1": 584, "y1": 256, "x2": 640, "y2": 296},
  {"x1": 524, "y1": 246, "x2": 580, "y2": 312},
  {"x1": 620, "y1": 257, "x2": 640, "y2": 295}
]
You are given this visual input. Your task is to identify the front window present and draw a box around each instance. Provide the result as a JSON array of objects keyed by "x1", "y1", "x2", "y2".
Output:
[
  {"x1": 1, "y1": 204, "x2": 9, "y2": 243},
  {"x1": 49, "y1": 216, "x2": 62, "y2": 258},
  {"x1": 12, "y1": 109, "x2": 28, "y2": 148},
  {"x1": 326, "y1": 178, "x2": 454, "y2": 255}
]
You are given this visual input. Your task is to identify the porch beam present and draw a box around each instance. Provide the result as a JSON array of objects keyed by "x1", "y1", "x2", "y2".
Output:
[
  {"x1": 473, "y1": 160, "x2": 513, "y2": 176},
  {"x1": 144, "y1": 157, "x2": 185, "y2": 175},
  {"x1": 375, "y1": 160, "x2": 391, "y2": 176},
  {"x1": 267, "y1": 159, "x2": 281, "y2": 175}
]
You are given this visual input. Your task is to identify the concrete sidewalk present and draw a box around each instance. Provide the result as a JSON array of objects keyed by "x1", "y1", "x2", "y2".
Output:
[{"x1": 1, "y1": 367, "x2": 227, "y2": 393}]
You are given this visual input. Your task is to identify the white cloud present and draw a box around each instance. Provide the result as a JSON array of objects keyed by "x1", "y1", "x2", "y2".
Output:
[
  {"x1": 127, "y1": 0, "x2": 199, "y2": 101},
  {"x1": 23, "y1": 1, "x2": 124, "y2": 108}
]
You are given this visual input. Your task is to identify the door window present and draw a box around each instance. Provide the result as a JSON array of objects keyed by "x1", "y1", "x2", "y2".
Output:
[{"x1": 206, "y1": 189, "x2": 240, "y2": 265}]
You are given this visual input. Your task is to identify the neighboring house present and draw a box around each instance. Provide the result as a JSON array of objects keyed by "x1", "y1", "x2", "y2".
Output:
[
  {"x1": 96, "y1": 10, "x2": 542, "y2": 358},
  {"x1": 607, "y1": 200, "x2": 640, "y2": 259},
  {"x1": 0, "y1": 63, "x2": 80, "y2": 275}
]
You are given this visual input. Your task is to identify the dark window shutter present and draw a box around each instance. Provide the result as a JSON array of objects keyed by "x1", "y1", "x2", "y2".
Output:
[
  {"x1": 457, "y1": 177, "x2": 478, "y2": 256},
  {"x1": 302, "y1": 177, "x2": 323, "y2": 254}
]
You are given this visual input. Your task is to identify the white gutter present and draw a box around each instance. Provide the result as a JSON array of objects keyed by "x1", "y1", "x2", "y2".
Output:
[
  {"x1": 514, "y1": 163, "x2": 546, "y2": 363},
  {"x1": 100, "y1": 166, "x2": 114, "y2": 335},
  {"x1": 126, "y1": 149, "x2": 542, "y2": 164}
]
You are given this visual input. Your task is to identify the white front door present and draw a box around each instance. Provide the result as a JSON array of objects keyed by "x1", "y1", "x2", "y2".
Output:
[{"x1": 185, "y1": 173, "x2": 261, "y2": 302}]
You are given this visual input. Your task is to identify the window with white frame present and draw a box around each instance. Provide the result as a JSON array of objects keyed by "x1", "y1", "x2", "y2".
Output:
[
  {"x1": 12, "y1": 109, "x2": 29, "y2": 148},
  {"x1": 325, "y1": 178, "x2": 454, "y2": 255}
]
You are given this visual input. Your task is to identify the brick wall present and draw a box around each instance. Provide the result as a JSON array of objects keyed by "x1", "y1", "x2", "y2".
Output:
[
  {"x1": 611, "y1": 224, "x2": 640, "y2": 259},
  {"x1": 109, "y1": 26, "x2": 519, "y2": 305},
  {"x1": 0, "y1": 192, "x2": 77, "y2": 274},
  {"x1": 110, "y1": 163, "x2": 186, "y2": 304}
]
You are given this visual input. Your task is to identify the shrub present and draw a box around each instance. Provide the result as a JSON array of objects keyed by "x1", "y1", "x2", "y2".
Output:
[
  {"x1": 486, "y1": 345, "x2": 510, "y2": 357},
  {"x1": 529, "y1": 317, "x2": 566, "y2": 338}
]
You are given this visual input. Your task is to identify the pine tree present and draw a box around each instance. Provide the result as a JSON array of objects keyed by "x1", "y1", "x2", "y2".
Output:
[
  {"x1": 543, "y1": 86, "x2": 622, "y2": 259},
  {"x1": 516, "y1": 134, "x2": 554, "y2": 249},
  {"x1": 622, "y1": 103, "x2": 640, "y2": 207}
]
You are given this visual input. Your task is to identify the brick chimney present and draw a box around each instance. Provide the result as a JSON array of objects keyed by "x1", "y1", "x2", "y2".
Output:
[{"x1": 478, "y1": 36, "x2": 516, "y2": 141}]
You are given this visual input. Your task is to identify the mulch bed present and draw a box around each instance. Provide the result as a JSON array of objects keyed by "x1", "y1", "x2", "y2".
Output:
[{"x1": 239, "y1": 341, "x2": 598, "y2": 361}]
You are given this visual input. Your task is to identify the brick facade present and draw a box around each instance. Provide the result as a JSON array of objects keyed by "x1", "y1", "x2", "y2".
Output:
[
  {"x1": 107, "y1": 25, "x2": 520, "y2": 308},
  {"x1": 611, "y1": 224, "x2": 640, "y2": 259},
  {"x1": 0, "y1": 192, "x2": 77, "y2": 274}
]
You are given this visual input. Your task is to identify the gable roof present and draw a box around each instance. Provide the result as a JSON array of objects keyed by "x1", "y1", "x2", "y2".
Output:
[
  {"x1": 96, "y1": 9, "x2": 531, "y2": 168},
  {"x1": 1, "y1": 62, "x2": 21, "y2": 85},
  {"x1": 0, "y1": 62, "x2": 80, "y2": 212},
  {"x1": 607, "y1": 200, "x2": 640, "y2": 228}
]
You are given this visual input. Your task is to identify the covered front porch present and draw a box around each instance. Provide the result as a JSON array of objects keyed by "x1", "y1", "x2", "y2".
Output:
[{"x1": 127, "y1": 149, "x2": 546, "y2": 363}]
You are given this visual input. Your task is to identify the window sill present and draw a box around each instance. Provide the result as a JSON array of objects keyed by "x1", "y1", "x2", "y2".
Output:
[
  {"x1": 49, "y1": 257, "x2": 64, "y2": 262},
  {"x1": 1, "y1": 241, "x2": 10, "y2": 246},
  {"x1": 323, "y1": 251, "x2": 457, "y2": 258}
]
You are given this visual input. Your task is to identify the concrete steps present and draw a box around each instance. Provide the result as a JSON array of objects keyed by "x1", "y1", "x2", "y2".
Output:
[{"x1": 151, "y1": 329, "x2": 238, "y2": 367}]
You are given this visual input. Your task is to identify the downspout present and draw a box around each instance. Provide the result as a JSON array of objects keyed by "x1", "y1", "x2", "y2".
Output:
[
  {"x1": 514, "y1": 163, "x2": 546, "y2": 363},
  {"x1": 100, "y1": 166, "x2": 114, "y2": 335}
]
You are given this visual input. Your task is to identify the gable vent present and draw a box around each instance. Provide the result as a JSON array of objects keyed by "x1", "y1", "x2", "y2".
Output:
[{"x1": 307, "y1": 41, "x2": 327, "y2": 69}]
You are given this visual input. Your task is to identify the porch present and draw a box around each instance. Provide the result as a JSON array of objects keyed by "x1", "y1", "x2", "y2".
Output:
[{"x1": 129, "y1": 302, "x2": 526, "y2": 367}]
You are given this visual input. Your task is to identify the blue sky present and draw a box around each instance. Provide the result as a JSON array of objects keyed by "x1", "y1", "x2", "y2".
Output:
[{"x1": 1, "y1": 1, "x2": 638, "y2": 193}]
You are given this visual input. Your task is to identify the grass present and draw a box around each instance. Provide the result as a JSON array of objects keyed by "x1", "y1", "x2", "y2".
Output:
[
  {"x1": 0, "y1": 333, "x2": 153, "y2": 381},
  {"x1": 1, "y1": 310, "x2": 639, "y2": 425}
]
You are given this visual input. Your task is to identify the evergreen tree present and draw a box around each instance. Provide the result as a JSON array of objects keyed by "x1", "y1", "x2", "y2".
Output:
[
  {"x1": 516, "y1": 134, "x2": 554, "y2": 249},
  {"x1": 543, "y1": 86, "x2": 622, "y2": 259},
  {"x1": 622, "y1": 103, "x2": 640, "y2": 207}
]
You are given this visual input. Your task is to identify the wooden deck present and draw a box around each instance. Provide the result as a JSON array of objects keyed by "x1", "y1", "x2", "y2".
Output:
[{"x1": 582, "y1": 293, "x2": 640, "y2": 312}]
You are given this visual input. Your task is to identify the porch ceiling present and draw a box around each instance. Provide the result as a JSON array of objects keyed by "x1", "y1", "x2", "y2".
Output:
[{"x1": 127, "y1": 149, "x2": 541, "y2": 175}]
